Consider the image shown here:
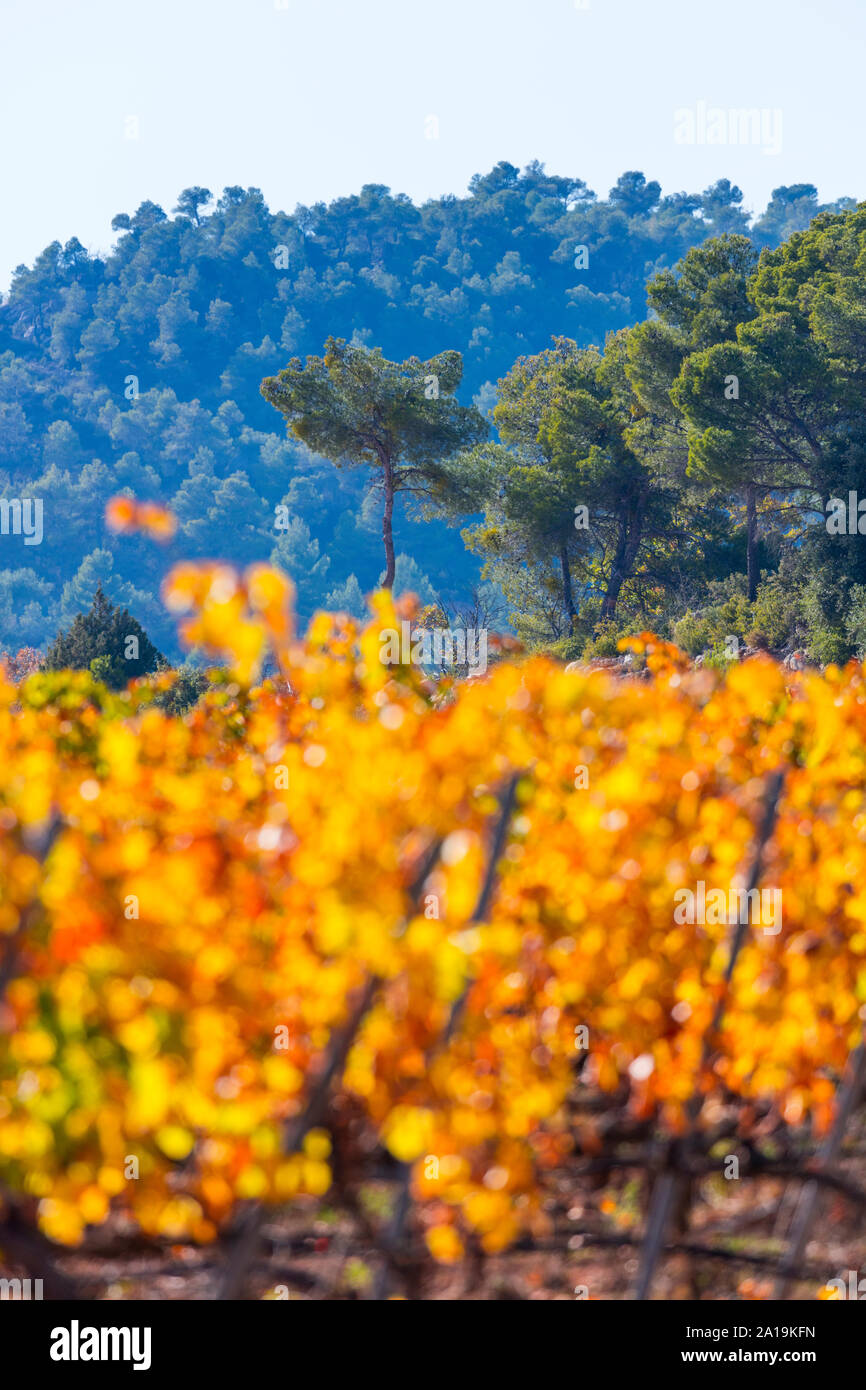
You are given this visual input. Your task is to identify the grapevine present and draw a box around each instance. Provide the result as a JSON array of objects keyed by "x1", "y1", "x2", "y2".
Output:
[{"x1": 2, "y1": 560, "x2": 866, "y2": 1297}]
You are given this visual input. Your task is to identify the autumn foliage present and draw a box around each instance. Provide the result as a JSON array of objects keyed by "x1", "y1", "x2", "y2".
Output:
[{"x1": 1, "y1": 561, "x2": 865, "y2": 1285}]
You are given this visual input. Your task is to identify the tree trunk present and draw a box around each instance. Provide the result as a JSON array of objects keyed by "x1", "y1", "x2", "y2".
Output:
[
  {"x1": 381, "y1": 451, "x2": 396, "y2": 589},
  {"x1": 560, "y1": 543, "x2": 577, "y2": 632},
  {"x1": 600, "y1": 493, "x2": 645, "y2": 623},
  {"x1": 600, "y1": 567, "x2": 625, "y2": 623},
  {"x1": 746, "y1": 484, "x2": 758, "y2": 602}
]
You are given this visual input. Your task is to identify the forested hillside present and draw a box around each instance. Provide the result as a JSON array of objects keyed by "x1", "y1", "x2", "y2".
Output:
[{"x1": 0, "y1": 165, "x2": 850, "y2": 656}]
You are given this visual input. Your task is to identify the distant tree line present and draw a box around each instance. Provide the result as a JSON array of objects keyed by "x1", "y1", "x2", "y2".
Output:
[
  {"x1": 269, "y1": 208, "x2": 866, "y2": 666},
  {"x1": 0, "y1": 164, "x2": 850, "y2": 656}
]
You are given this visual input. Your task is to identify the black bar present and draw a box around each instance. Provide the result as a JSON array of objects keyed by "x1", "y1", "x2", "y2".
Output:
[{"x1": 2, "y1": 1295, "x2": 857, "y2": 1377}]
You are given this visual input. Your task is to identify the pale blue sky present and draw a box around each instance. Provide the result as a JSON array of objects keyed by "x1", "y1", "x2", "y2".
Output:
[{"x1": 1, "y1": 0, "x2": 864, "y2": 289}]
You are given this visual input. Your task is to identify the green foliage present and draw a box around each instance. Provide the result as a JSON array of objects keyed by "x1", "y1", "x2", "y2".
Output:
[
  {"x1": 457, "y1": 333, "x2": 677, "y2": 634},
  {"x1": 5, "y1": 168, "x2": 866, "y2": 666},
  {"x1": 845, "y1": 586, "x2": 866, "y2": 659},
  {"x1": 270, "y1": 514, "x2": 331, "y2": 612},
  {"x1": 669, "y1": 584, "x2": 753, "y2": 657},
  {"x1": 89, "y1": 653, "x2": 123, "y2": 687},
  {"x1": 261, "y1": 338, "x2": 487, "y2": 586},
  {"x1": 671, "y1": 610, "x2": 714, "y2": 657},
  {"x1": 45, "y1": 584, "x2": 163, "y2": 689},
  {"x1": 581, "y1": 620, "x2": 632, "y2": 659},
  {"x1": 0, "y1": 168, "x2": 838, "y2": 653},
  {"x1": 714, "y1": 593, "x2": 755, "y2": 643},
  {"x1": 324, "y1": 573, "x2": 367, "y2": 621},
  {"x1": 670, "y1": 576, "x2": 808, "y2": 660},
  {"x1": 701, "y1": 642, "x2": 741, "y2": 674},
  {"x1": 153, "y1": 663, "x2": 210, "y2": 716},
  {"x1": 752, "y1": 573, "x2": 803, "y2": 650},
  {"x1": 544, "y1": 634, "x2": 586, "y2": 663},
  {"x1": 801, "y1": 576, "x2": 852, "y2": 666}
]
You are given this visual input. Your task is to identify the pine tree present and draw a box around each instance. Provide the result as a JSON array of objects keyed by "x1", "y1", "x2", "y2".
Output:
[{"x1": 45, "y1": 584, "x2": 163, "y2": 689}]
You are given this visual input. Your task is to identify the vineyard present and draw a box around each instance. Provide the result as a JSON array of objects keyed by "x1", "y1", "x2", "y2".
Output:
[{"x1": 2, "y1": 560, "x2": 866, "y2": 1300}]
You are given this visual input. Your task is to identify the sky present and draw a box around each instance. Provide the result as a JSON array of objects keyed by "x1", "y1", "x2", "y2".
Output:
[{"x1": 1, "y1": 0, "x2": 865, "y2": 290}]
